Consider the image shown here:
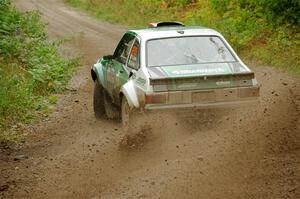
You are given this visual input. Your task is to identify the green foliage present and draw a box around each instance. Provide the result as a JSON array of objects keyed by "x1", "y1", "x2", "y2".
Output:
[
  {"x1": 0, "y1": 1, "x2": 79, "y2": 143},
  {"x1": 211, "y1": 0, "x2": 300, "y2": 27},
  {"x1": 208, "y1": 0, "x2": 300, "y2": 75}
]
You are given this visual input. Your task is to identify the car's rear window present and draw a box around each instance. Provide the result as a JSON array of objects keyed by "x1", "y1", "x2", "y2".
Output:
[{"x1": 146, "y1": 36, "x2": 236, "y2": 67}]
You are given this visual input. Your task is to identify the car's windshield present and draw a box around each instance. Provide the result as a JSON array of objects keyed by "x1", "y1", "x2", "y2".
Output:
[{"x1": 147, "y1": 36, "x2": 236, "y2": 67}]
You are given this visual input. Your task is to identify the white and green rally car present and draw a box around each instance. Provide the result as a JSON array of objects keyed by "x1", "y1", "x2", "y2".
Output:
[{"x1": 91, "y1": 22, "x2": 260, "y2": 127}]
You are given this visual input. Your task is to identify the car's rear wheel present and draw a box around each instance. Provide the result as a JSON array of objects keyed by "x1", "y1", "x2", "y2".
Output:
[
  {"x1": 93, "y1": 80, "x2": 105, "y2": 118},
  {"x1": 103, "y1": 91, "x2": 120, "y2": 119},
  {"x1": 121, "y1": 96, "x2": 131, "y2": 131}
]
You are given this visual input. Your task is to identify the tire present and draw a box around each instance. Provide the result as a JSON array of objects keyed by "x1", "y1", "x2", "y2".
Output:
[
  {"x1": 93, "y1": 80, "x2": 105, "y2": 118},
  {"x1": 121, "y1": 96, "x2": 131, "y2": 131},
  {"x1": 103, "y1": 91, "x2": 120, "y2": 119}
]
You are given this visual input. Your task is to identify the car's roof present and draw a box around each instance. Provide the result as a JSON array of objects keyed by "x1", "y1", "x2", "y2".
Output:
[{"x1": 129, "y1": 26, "x2": 222, "y2": 41}]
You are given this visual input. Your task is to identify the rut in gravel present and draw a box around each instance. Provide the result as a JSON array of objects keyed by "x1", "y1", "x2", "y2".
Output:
[{"x1": 0, "y1": 0, "x2": 299, "y2": 198}]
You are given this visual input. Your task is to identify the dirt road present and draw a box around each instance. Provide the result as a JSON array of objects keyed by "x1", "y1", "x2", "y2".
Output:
[{"x1": 1, "y1": 0, "x2": 300, "y2": 198}]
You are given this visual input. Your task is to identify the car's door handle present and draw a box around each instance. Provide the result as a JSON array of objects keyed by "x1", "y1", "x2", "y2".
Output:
[{"x1": 119, "y1": 70, "x2": 124, "y2": 74}]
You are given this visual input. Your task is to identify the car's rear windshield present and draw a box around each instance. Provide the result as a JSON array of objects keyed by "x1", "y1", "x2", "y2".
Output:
[{"x1": 146, "y1": 36, "x2": 236, "y2": 67}]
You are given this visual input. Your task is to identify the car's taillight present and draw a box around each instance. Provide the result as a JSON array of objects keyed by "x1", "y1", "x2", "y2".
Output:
[{"x1": 145, "y1": 94, "x2": 167, "y2": 104}]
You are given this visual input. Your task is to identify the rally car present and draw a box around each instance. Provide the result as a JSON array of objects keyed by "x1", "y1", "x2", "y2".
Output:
[{"x1": 91, "y1": 22, "x2": 260, "y2": 127}]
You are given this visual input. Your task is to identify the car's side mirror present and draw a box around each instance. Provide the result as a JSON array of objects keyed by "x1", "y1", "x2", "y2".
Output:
[{"x1": 103, "y1": 55, "x2": 114, "y2": 60}]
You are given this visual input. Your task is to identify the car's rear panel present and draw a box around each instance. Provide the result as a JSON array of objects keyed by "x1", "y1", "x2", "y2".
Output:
[{"x1": 144, "y1": 72, "x2": 259, "y2": 110}]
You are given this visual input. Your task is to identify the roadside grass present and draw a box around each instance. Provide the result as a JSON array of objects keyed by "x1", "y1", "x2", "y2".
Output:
[
  {"x1": 65, "y1": 0, "x2": 300, "y2": 76},
  {"x1": 0, "y1": 1, "x2": 80, "y2": 143}
]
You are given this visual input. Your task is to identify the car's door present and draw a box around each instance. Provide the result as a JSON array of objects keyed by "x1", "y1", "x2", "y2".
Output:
[
  {"x1": 114, "y1": 38, "x2": 141, "y2": 102},
  {"x1": 107, "y1": 33, "x2": 135, "y2": 100}
]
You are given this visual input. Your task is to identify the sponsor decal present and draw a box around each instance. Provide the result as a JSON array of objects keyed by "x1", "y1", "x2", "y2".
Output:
[{"x1": 172, "y1": 67, "x2": 228, "y2": 75}]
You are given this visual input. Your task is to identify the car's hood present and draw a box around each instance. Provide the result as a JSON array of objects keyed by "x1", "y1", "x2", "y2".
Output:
[{"x1": 147, "y1": 62, "x2": 249, "y2": 79}]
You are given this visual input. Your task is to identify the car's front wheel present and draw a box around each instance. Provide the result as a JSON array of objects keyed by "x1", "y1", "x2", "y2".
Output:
[
  {"x1": 103, "y1": 91, "x2": 120, "y2": 119},
  {"x1": 93, "y1": 80, "x2": 105, "y2": 118}
]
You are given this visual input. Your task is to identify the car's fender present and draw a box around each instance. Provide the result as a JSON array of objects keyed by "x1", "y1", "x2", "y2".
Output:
[
  {"x1": 121, "y1": 80, "x2": 139, "y2": 108},
  {"x1": 92, "y1": 60, "x2": 106, "y2": 86}
]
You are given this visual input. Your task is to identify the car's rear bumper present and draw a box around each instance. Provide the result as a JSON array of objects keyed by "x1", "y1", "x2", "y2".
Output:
[
  {"x1": 144, "y1": 97, "x2": 259, "y2": 110},
  {"x1": 143, "y1": 86, "x2": 260, "y2": 110}
]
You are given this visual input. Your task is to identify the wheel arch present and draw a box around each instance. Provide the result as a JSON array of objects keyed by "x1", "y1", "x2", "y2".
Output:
[
  {"x1": 92, "y1": 62, "x2": 106, "y2": 86},
  {"x1": 91, "y1": 69, "x2": 97, "y2": 82},
  {"x1": 120, "y1": 80, "x2": 140, "y2": 108}
]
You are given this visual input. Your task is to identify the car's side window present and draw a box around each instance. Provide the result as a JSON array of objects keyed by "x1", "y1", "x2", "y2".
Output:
[
  {"x1": 114, "y1": 33, "x2": 135, "y2": 64},
  {"x1": 127, "y1": 40, "x2": 140, "y2": 70}
]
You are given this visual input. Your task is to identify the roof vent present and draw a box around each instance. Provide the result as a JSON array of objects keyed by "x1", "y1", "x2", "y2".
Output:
[{"x1": 148, "y1": 21, "x2": 185, "y2": 28}]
